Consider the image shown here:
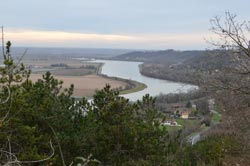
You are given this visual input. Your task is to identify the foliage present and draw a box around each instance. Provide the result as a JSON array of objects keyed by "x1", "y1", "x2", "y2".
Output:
[
  {"x1": 0, "y1": 42, "x2": 178, "y2": 165},
  {"x1": 175, "y1": 135, "x2": 238, "y2": 166},
  {"x1": 0, "y1": 42, "x2": 86, "y2": 165},
  {"x1": 211, "y1": 113, "x2": 221, "y2": 123},
  {"x1": 80, "y1": 87, "x2": 177, "y2": 165}
]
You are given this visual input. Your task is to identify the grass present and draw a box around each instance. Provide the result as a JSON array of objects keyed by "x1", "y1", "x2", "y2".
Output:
[
  {"x1": 176, "y1": 119, "x2": 185, "y2": 125},
  {"x1": 119, "y1": 82, "x2": 147, "y2": 95},
  {"x1": 212, "y1": 113, "x2": 221, "y2": 123},
  {"x1": 47, "y1": 68, "x2": 96, "y2": 76},
  {"x1": 159, "y1": 118, "x2": 199, "y2": 132},
  {"x1": 176, "y1": 118, "x2": 199, "y2": 126},
  {"x1": 159, "y1": 125, "x2": 182, "y2": 132}
]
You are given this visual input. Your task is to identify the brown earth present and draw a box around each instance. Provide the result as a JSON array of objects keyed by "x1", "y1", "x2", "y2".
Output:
[{"x1": 30, "y1": 74, "x2": 127, "y2": 98}]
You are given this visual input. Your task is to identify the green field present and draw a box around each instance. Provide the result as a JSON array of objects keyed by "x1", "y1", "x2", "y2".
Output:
[
  {"x1": 159, "y1": 125, "x2": 182, "y2": 132},
  {"x1": 119, "y1": 82, "x2": 147, "y2": 95},
  {"x1": 176, "y1": 119, "x2": 200, "y2": 126}
]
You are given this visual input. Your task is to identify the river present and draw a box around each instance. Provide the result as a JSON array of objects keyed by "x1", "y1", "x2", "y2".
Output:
[{"x1": 90, "y1": 60, "x2": 198, "y2": 101}]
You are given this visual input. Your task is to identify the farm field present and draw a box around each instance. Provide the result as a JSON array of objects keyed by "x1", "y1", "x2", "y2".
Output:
[{"x1": 30, "y1": 74, "x2": 127, "y2": 98}]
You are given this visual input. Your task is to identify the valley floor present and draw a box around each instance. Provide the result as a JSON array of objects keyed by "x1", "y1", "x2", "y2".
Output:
[{"x1": 30, "y1": 74, "x2": 128, "y2": 98}]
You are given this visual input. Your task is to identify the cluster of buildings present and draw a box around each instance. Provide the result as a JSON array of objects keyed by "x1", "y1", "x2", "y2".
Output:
[{"x1": 161, "y1": 103, "x2": 197, "y2": 127}]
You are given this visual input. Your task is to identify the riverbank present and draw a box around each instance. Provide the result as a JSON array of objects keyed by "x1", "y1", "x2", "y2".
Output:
[
  {"x1": 139, "y1": 63, "x2": 199, "y2": 85},
  {"x1": 120, "y1": 81, "x2": 147, "y2": 95},
  {"x1": 100, "y1": 74, "x2": 147, "y2": 95},
  {"x1": 96, "y1": 61, "x2": 147, "y2": 96}
]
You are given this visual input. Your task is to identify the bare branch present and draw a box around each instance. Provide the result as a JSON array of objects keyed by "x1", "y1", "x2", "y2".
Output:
[
  {"x1": 49, "y1": 125, "x2": 66, "y2": 166},
  {"x1": 1, "y1": 26, "x2": 5, "y2": 59},
  {"x1": 4, "y1": 140, "x2": 55, "y2": 165},
  {"x1": 0, "y1": 85, "x2": 11, "y2": 104}
]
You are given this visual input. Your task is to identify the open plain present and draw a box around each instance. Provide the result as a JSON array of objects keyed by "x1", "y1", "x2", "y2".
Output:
[{"x1": 30, "y1": 74, "x2": 128, "y2": 98}]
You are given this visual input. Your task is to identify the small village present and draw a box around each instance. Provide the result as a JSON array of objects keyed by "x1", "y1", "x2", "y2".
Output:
[
  {"x1": 161, "y1": 103, "x2": 196, "y2": 126},
  {"x1": 160, "y1": 98, "x2": 221, "y2": 145}
]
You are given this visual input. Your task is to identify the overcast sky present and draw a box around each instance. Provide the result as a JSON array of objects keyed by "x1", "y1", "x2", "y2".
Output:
[{"x1": 1, "y1": 0, "x2": 249, "y2": 50}]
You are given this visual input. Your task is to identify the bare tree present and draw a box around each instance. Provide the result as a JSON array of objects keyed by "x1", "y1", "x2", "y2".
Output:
[
  {"x1": 205, "y1": 12, "x2": 250, "y2": 163},
  {"x1": 207, "y1": 12, "x2": 250, "y2": 96}
]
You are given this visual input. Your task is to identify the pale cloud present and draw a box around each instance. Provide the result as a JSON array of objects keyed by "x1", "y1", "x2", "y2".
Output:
[
  {"x1": 5, "y1": 30, "x2": 138, "y2": 42},
  {"x1": 5, "y1": 30, "x2": 215, "y2": 49},
  {"x1": 1, "y1": 0, "x2": 249, "y2": 49}
]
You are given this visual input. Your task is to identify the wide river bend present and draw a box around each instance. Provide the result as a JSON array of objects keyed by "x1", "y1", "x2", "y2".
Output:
[{"x1": 89, "y1": 60, "x2": 198, "y2": 101}]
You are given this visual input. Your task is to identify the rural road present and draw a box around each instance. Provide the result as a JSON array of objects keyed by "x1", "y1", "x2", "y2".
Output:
[{"x1": 187, "y1": 98, "x2": 221, "y2": 145}]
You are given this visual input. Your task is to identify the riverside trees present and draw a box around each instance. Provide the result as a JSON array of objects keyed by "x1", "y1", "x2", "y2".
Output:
[
  {"x1": 208, "y1": 12, "x2": 250, "y2": 95},
  {"x1": 203, "y1": 12, "x2": 250, "y2": 164}
]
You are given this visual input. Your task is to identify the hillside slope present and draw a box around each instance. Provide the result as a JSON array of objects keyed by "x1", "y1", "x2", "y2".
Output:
[{"x1": 113, "y1": 49, "x2": 206, "y2": 64}]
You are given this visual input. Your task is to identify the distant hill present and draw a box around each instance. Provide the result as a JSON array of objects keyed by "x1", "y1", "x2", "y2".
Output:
[
  {"x1": 113, "y1": 49, "x2": 207, "y2": 64},
  {"x1": 180, "y1": 50, "x2": 235, "y2": 71},
  {"x1": 2, "y1": 47, "x2": 132, "y2": 60},
  {"x1": 139, "y1": 49, "x2": 237, "y2": 84},
  {"x1": 114, "y1": 49, "x2": 235, "y2": 71}
]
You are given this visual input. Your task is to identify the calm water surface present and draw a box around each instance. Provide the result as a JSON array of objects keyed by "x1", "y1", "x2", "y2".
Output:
[{"x1": 90, "y1": 60, "x2": 197, "y2": 101}]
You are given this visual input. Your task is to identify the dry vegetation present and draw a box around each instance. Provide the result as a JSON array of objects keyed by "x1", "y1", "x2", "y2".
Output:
[
  {"x1": 22, "y1": 58, "x2": 86, "y2": 68},
  {"x1": 30, "y1": 74, "x2": 128, "y2": 98}
]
